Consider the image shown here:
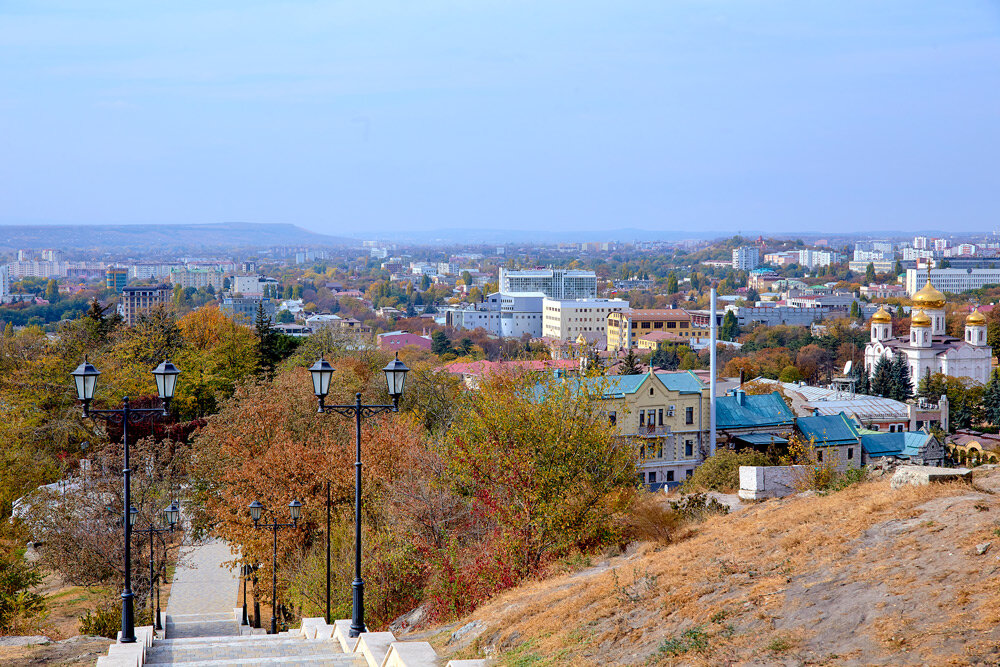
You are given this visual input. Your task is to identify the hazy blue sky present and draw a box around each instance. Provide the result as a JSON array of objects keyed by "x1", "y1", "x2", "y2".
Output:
[{"x1": 2, "y1": 1, "x2": 999, "y2": 238}]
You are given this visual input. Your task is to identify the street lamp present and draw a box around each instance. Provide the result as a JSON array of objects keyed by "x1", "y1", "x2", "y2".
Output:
[
  {"x1": 132, "y1": 502, "x2": 179, "y2": 632},
  {"x1": 70, "y1": 357, "x2": 180, "y2": 643},
  {"x1": 308, "y1": 353, "x2": 408, "y2": 637},
  {"x1": 249, "y1": 500, "x2": 301, "y2": 635}
]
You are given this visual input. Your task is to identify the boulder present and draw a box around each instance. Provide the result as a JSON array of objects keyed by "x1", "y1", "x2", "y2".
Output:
[{"x1": 890, "y1": 465, "x2": 972, "y2": 490}]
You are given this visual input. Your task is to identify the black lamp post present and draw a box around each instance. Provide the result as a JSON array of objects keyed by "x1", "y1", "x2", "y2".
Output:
[
  {"x1": 71, "y1": 357, "x2": 180, "y2": 644},
  {"x1": 308, "y1": 353, "x2": 408, "y2": 638},
  {"x1": 249, "y1": 499, "x2": 301, "y2": 635},
  {"x1": 132, "y1": 502, "x2": 179, "y2": 632},
  {"x1": 241, "y1": 562, "x2": 258, "y2": 627}
]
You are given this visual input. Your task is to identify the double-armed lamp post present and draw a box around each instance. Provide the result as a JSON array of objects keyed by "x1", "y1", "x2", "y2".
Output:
[
  {"x1": 131, "y1": 502, "x2": 180, "y2": 631},
  {"x1": 307, "y1": 353, "x2": 409, "y2": 637},
  {"x1": 248, "y1": 499, "x2": 302, "y2": 635},
  {"x1": 70, "y1": 357, "x2": 180, "y2": 644}
]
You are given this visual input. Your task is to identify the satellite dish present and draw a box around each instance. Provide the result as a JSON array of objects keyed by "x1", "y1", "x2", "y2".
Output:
[{"x1": 843, "y1": 360, "x2": 853, "y2": 375}]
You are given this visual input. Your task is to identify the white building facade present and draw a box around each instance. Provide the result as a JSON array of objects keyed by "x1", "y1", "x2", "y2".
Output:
[
  {"x1": 542, "y1": 297, "x2": 629, "y2": 341},
  {"x1": 905, "y1": 268, "x2": 1000, "y2": 296},
  {"x1": 448, "y1": 292, "x2": 545, "y2": 338},
  {"x1": 731, "y1": 246, "x2": 760, "y2": 271},
  {"x1": 498, "y1": 268, "x2": 597, "y2": 299}
]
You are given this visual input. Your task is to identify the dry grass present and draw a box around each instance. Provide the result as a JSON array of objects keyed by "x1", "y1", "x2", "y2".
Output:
[{"x1": 433, "y1": 474, "x2": 1000, "y2": 665}]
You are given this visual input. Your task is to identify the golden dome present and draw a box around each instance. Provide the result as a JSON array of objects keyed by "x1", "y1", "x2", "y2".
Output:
[
  {"x1": 967, "y1": 309, "x2": 987, "y2": 325},
  {"x1": 870, "y1": 306, "x2": 892, "y2": 324},
  {"x1": 911, "y1": 309, "x2": 931, "y2": 328},
  {"x1": 912, "y1": 279, "x2": 946, "y2": 309}
]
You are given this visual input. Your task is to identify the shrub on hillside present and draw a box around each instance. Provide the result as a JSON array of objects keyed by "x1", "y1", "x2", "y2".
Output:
[{"x1": 681, "y1": 449, "x2": 774, "y2": 493}]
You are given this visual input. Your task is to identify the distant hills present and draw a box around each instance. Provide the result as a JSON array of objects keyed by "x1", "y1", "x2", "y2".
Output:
[{"x1": 0, "y1": 222, "x2": 355, "y2": 252}]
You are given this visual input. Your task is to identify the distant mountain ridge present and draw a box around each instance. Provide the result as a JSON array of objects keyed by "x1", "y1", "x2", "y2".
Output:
[{"x1": 0, "y1": 222, "x2": 355, "y2": 252}]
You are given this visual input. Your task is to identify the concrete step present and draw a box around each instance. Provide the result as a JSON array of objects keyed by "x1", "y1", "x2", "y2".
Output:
[
  {"x1": 165, "y1": 612, "x2": 240, "y2": 639},
  {"x1": 153, "y1": 656, "x2": 366, "y2": 666},
  {"x1": 145, "y1": 637, "x2": 355, "y2": 664}
]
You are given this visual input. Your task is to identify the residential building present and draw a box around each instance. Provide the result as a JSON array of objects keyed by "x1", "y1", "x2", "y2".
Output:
[
  {"x1": 748, "y1": 268, "x2": 780, "y2": 291},
  {"x1": 847, "y1": 259, "x2": 896, "y2": 274},
  {"x1": 377, "y1": 331, "x2": 433, "y2": 352},
  {"x1": 120, "y1": 285, "x2": 171, "y2": 326},
  {"x1": 106, "y1": 267, "x2": 129, "y2": 293},
  {"x1": 170, "y1": 268, "x2": 225, "y2": 291},
  {"x1": 305, "y1": 313, "x2": 371, "y2": 336},
  {"x1": 541, "y1": 297, "x2": 628, "y2": 341},
  {"x1": 715, "y1": 389, "x2": 797, "y2": 449},
  {"x1": 233, "y1": 275, "x2": 280, "y2": 297},
  {"x1": 865, "y1": 283, "x2": 992, "y2": 384},
  {"x1": 221, "y1": 296, "x2": 276, "y2": 323},
  {"x1": 0, "y1": 265, "x2": 10, "y2": 303},
  {"x1": 853, "y1": 240, "x2": 894, "y2": 262},
  {"x1": 563, "y1": 371, "x2": 710, "y2": 489},
  {"x1": 905, "y1": 267, "x2": 1000, "y2": 295},
  {"x1": 607, "y1": 309, "x2": 696, "y2": 351},
  {"x1": 860, "y1": 284, "x2": 906, "y2": 299},
  {"x1": 732, "y1": 246, "x2": 760, "y2": 271},
  {"x1": 499, "y1": 268, "x2": 598, "y2": 299}
]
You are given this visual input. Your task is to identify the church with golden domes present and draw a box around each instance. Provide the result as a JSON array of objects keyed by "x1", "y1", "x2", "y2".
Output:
[{"x1": 865, "y1": 280, "x2": 992, "y2": 385}]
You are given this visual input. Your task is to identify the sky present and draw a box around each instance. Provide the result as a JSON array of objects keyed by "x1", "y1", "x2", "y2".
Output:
[{"x1": 2, "y1": 1, "x2": 1000, "y2": 239}]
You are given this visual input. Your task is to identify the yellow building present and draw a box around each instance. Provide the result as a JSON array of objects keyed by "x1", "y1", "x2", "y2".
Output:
[
  {"x1": 607, "y1": 309, "x2": 695, "y2": 351},
  {"x1": 588, "y1": 370, "x2": 710, "y2": 488}
]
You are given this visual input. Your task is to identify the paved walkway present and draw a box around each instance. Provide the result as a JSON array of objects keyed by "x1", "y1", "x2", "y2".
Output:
[{"x1": 165, "y1": 538, "x2": 240, "y2": 639}]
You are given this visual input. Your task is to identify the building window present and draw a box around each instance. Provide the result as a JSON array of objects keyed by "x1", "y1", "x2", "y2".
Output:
[
  {"x1": 649, "y1": 387, "x2": 654, "y2": 396},
  {"x1": 847, "y1": 447, "x2": 854, "y2": 460},
  {"x1": 639, "y1": 410, "x2": 645, "y2": 427},
  {"x1": 685, "y1": 407, "x2": 694, "y2": 424},
  {"x1": 685, "y1": 440, "x2": 693, "y2": 456},
  {"x1": 686, "y1": 469, "x2": 693, "y2": 478},
  {"x1": 658, "y1": 409, "x2": 664, "y2": 426},
  {"x1": 648, "y1": 472, "x2": 656, "y2": 484},
  {"x1": 666, "y1": 470, "x2": 675, "y2": 482},
  {"x1": 608, "y1": 411, "x2": 616, "y2": 426},
  {"x1": 817, "y1": 450, "x2": 823, "y2": 462}
]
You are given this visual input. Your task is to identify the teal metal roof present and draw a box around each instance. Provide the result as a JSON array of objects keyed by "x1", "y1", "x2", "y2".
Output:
[
  {"x1": 715, "y1": 392, "x2": 796, "y2": 429},
  {"x1": 654, "y1": 371, "x2": 704, "y2": 395},
  {"x1": 795, "y1": 413, "x2": 860, "y2": 447},
  {"x1": 861, "y1": 432, "x2": 930, "y2": 458},
  {"x1": 734, "y1": 433, "x2": 788, "y2": 446}
]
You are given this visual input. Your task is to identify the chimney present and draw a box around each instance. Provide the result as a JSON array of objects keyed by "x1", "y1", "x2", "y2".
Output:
[
  {"x1": 735, "y1": 389, "x2": 745, "y2": 406},
  {"x1": 739, "y1": 369, "x2": 745, "y2": 387}
]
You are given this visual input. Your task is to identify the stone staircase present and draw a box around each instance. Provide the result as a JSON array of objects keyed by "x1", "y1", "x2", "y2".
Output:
[{"x1": 95, "y1": 612, "x2": 487, "y2": 667}]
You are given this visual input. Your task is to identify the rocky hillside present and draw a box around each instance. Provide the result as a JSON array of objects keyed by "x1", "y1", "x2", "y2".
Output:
[{"x1": 419, "y1": 469, "x2": 1000, "y2": 666}]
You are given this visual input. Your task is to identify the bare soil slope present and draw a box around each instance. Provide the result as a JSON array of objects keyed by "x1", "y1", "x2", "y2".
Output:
[{"x1": 432, "y1": 470, "x2": 1000, "y2": 666}]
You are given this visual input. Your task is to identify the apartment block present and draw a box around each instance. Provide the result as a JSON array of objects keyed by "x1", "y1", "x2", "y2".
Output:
[
  {"x1": 170, "y1": 268, "x2": 225, "y2": 291},
  {"x1": 120, "y1": 285, "x2": 171, "y2": 326},
  {"x1": 731, "y1": 246, "x2": 760, "y2": 271}
]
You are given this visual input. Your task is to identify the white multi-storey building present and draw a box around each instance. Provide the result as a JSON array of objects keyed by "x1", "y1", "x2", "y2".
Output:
[
  {"x1": 499, "y1": 268, "x2": 597, "y2": 299},
  {"x1": 905, "y1": 268, "x2": 1000, "y2": 296},
  {"x1": 731, "y1": 246, "x2": 760, "y2": 271},
  {"x1": 448, "y1": 292, "x2": 545, "y2": 338},
  {"x1": 913, "y1": 236, "x2": 929, "y2": 250},
  {"x1": 541, "y1": 297, "x2": 629, "y2": 341},
  {"x1": 233, "y1": 274, "x2": 280, "y2": 296},
  {"x1": 0, "y1": 265, "x2": 10, "y2": 303},
  {"x1": 853, "y1": 240, "x2": 894, "y2": 262},
  {"x1": 170, "y1": 268, "x2": 226, "y2": 291}
]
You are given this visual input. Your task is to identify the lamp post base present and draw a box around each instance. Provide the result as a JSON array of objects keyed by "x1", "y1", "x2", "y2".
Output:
[
  {"x1": 120, "y1": 591, "x2": 136, "y2": 643},
  {"x1": 349, "y1": 579, "x2": 364, "y2": 638}
]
